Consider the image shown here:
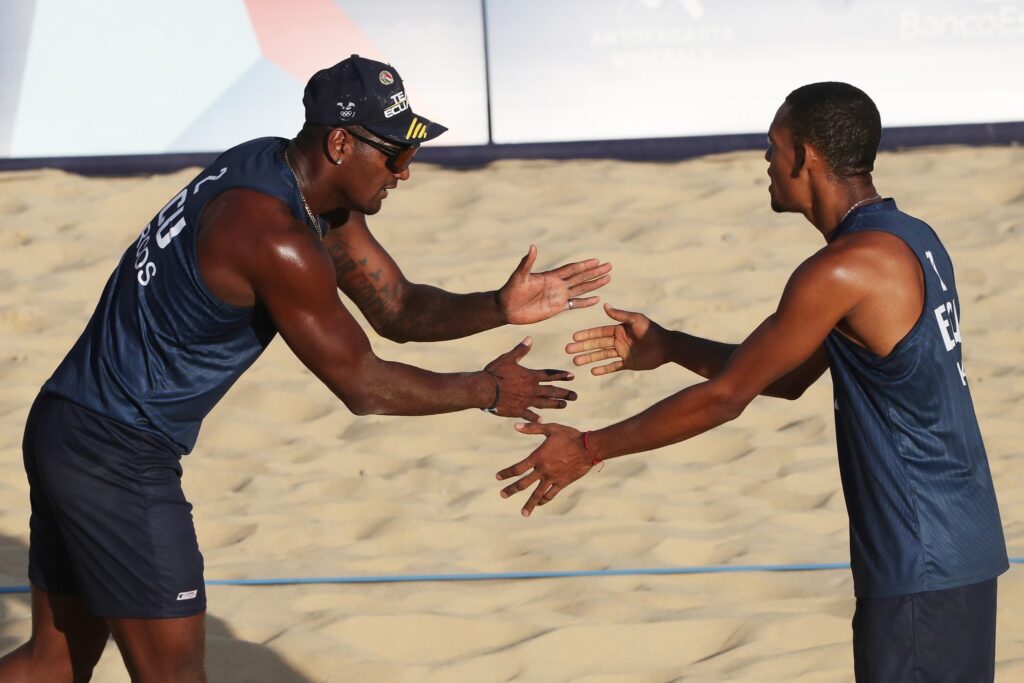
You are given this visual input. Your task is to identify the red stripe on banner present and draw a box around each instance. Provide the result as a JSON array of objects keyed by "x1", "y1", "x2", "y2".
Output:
[{"x1": 244, "y1": 0, "x2": 383, "y2": 80}]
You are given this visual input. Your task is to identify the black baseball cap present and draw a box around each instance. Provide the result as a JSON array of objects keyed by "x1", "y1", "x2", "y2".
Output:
[{"x1": 303, "y1": 54, "x2": 447, "y2": 146}]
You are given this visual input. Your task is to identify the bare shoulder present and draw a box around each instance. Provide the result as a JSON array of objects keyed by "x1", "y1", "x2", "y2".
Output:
[
  {"x1": 816, "y1": 230, "x2": 924, "y2": 354},
  {"x1": 779, "y1": 231, "x2": 915, "y2": 315},
  {"x1": 201, "y1": 188, "x2": 300, "y2": 237},
  {"x1": 197, "y1": 188, "x2": 332, "y2": 305},
  {"x1": 201, "y1": 188, "x2": 325, "y2": 260},
  {"x1": 823, "y1": 229, "x2": 920, "y2": 285}
]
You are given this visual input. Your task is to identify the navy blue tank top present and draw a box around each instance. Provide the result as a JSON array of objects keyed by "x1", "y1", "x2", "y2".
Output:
[
  {"x1": 824, "y1": 199, "x2": 1007, "y2": 597},
  {"x1": 45, "y1": 137, "x2": 317, "y2": 453}
]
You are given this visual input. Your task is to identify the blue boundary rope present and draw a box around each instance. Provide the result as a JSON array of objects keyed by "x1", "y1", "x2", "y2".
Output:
[{"x1": 2, "y1": 558, "x2": 1021, "y2": 595}]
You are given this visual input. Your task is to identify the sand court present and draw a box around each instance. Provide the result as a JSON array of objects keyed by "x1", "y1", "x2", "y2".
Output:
[{"x1": 1, "y1": 145, "x2": 1022, "y2": 681}]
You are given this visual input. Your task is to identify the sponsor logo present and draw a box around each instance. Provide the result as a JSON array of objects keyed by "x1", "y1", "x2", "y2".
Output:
[
  {"x1": 601, "y1": 0, "x2": 734, "y2": 66},
  {"x1": 337, "y1": 101, "x2": 356, "y2": 119},
  {"x1": 405, "y1": 116, "x2": 429, "y2": 140},
  {"x1": 379, "y1": 70, "x2": 394, "y2": 85},
  {"x1": 384, "y1": 91, "x2": 410, "y2": 119},
  {"x1": 901, "y1": 3, "x2": 1024, "y2": 40},
  {"x1": 176, "y1": 589, "x2": 198, "y2": 601}
]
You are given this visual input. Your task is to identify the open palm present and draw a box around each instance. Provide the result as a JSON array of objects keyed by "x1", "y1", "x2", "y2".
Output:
[
  {"x1": 498, "y1": 245, "x2": 612, "y2": 325},
  {"x1": 565, "y1": 304, "x2": 666, "y2": 375}
]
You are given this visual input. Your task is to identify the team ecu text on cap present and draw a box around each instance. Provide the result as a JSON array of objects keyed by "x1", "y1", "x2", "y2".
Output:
[{"x1": 303, "y1": 54, "x2": 447, "y2": 146}]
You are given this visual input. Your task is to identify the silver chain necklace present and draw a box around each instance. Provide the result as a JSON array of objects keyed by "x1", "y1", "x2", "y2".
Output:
[
  {"x1": 283, "y1": 149, "x2": 325, "y2": 240},
  {"x1": 840, "y1": 194, "x2": 882, "y2": 224}
]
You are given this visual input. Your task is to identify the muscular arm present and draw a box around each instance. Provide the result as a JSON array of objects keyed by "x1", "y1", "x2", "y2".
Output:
[
  {"x1": 500, "y1": 250, "x2": 863, "y2": 514},
  {"x1": 324, "y1": 212, "x2": 505, "y2": 343},
  {"x1": 501, "y1": 231, "x2": 929, "y2": 515},
  {"x1": 590, "y1": 296, "x2": 840, "y2": 461},
  {"x1": 568, "y1": 306, "x2": 829, "y2": 400},
  {"x1": 199, "y1": 192, "x2": 561, "y2": 418},
  {"x1": 324, "y1": 211, "x2": 612, "y2": 343},
  {"x1": 657, "y1": 329, "x2": 829, "y2": 400},
  {"x1": 596, "y1": 247, "x2": 861, "y2": 456},
  {"x1": 262, "y1": 248, "x2": 494, "y2": 416}
]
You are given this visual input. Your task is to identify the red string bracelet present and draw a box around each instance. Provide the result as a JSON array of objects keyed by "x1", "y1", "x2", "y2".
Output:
[{"x1": 582, "y1": 431, "x2": 603, "y2": 472}]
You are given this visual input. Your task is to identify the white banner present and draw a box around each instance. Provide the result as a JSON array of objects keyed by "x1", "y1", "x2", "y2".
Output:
[
  {"x1": 486, "y1": 0, "x2": 1024, "y2": 143},
  {"x1": 3, "y1": 0, "x2": 489, "y2": 157},
  {"x1": 0, "y1": 0, "x2": 1021, "y2": 157}
]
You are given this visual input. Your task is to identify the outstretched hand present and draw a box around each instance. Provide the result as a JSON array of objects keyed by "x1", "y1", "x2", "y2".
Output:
[
  {"x1": 498, "y1": 245, "x2": 612, "y2": 325},
  {"x1": 565, "y1": 303, "x2": 667, "y2": 375},
  {"x1": 483, "y1": 337, "x2": 577, "y2": 422},
  {"x1": 496, "y1": 421, "x2": 594, "y2": 517}
]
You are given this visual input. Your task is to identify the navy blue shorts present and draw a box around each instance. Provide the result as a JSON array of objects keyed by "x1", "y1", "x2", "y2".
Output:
[
  {"x1": 22, "y1": 392, "x2": 206, "y2": 619},
  {"x1": 853, "y1": 578, "x2": 997, "y2": 682}
]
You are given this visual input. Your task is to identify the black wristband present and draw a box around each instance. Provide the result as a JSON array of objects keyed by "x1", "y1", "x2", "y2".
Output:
[{"x1": 482, "y1": 370, "x2": 500, "y2": 414}]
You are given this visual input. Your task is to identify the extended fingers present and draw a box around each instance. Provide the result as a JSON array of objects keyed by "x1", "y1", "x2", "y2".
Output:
[
  {"x1": 514, "y1": 421, "x2": 548, "y2": 436},
  {"x1": 566, "y1": 334, "x2": 616, "y2": 354},
  {"x1": 562, "y1": 260, "x2": 612, "y2": 284},
  {"x1": 536, "y1": 484, "x2": 563, "y2": 507},
  {"x1": 580, "y1": 259, "x2": 612, "y2": 277},
  {"x1": 537, "y1": 369, "x2": 574, "y2": 382},
  {"x1": 564, "y1": 295, "x2": 601, "y2": 311},
  {"x1": 549, "y1": 258, "x2": 601, "y2": 279},
  {"x1": 569, "y1": 271, "x2": 612, "y2": 295},
  {"x1": 521, "y1": 481, "x2": 557, "y2": 517},
  {"x1": 530, "y1": 375, "x2": 577, "y2": 408},
  {"x1": 570, "y1": 326, "x2": 620, "y2": 345},
  {"x1": 532, "y1": 398, "x2": 568, "y2": 410},
  {"x1": 539, "y1": 384, "x2": 576, "y2": 400},
  {"x1": 572, "y1": 348, "x2": 621, "y2": 366},
  {"x1": 604, "y1": 303, "x2": 641, "y2": 323},
  {"x1": 506, "y1": 336, "x2": 533, "y2": 362},
  {"x1": 531, "y1": 386, "x2": 576, "y2": 410},
  {"x1": 591, "y1": 360, "x2": 624, "y2": 376},
  {"x1": 496, "y1": 454, "x2": 534, "y2": 480},
  {"x1": 500, "y1": 470, "x2": 539, "y2": 498},
  {"x1": 516, "y1": 245, "x2": 538, "y2": 276}
]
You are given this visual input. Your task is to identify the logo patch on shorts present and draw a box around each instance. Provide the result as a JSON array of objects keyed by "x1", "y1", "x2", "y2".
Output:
[{"x1": 176, "y1": 589, "x2": 198, "y2": 601}]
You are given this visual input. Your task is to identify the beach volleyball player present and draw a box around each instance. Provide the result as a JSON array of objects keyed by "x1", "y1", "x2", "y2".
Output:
[
  {"x1": 0, "y1": 55, "x2": 610, "y2": 682},
  {"x1": 497, "y1": 83, "x2": 1008, "y2": 681}
]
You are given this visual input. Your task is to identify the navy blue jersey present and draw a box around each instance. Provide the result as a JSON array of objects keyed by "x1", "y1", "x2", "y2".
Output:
[
  {"x1": 45, "y1": 137, "x2": 318, "y2": 453},
  {"x1": 824, "y1": 199, "x2": 1007, "y2": 597}
]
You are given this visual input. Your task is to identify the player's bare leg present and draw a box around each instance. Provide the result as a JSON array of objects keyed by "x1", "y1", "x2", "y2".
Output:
[{"x1": 0, "y1": 587, "x2": 109, "y2": 683}]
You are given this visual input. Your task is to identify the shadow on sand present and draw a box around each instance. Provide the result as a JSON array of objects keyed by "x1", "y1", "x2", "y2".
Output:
[{"x1": 0, "y1": 531, "x2": 314, "y2": 682}]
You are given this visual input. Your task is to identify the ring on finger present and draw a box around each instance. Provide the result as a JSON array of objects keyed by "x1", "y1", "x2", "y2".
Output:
[{"x1": 567, "y1": 299, "x2": 574, "y2": 310}]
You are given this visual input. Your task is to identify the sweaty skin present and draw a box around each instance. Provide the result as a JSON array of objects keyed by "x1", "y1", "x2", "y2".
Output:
[
  {"x1": 323, "y1": 211, "x2": 613, "y2": 343},
  {"x1": 198, "y1": 185, "x2": 578, "y2": 418},
  {"x1": 496, "y1": 102, "x2": 924, "y2": 516},
  {"x1": 0, "y1": 123, "x2": 602, "y2": 683}
]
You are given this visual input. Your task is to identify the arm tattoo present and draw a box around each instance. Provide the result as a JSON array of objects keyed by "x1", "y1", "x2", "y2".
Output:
[
  {"x1": 327, "y1": 240, "x2": 398, "y2": 327},
  {"x1": 326, "y1": 235, "x2": 502, "y2": 341}
]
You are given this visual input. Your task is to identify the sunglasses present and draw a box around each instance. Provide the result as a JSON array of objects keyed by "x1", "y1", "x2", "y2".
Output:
[{"x1": 346, "y1": 129, "x2": 419, "y2": 173}]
